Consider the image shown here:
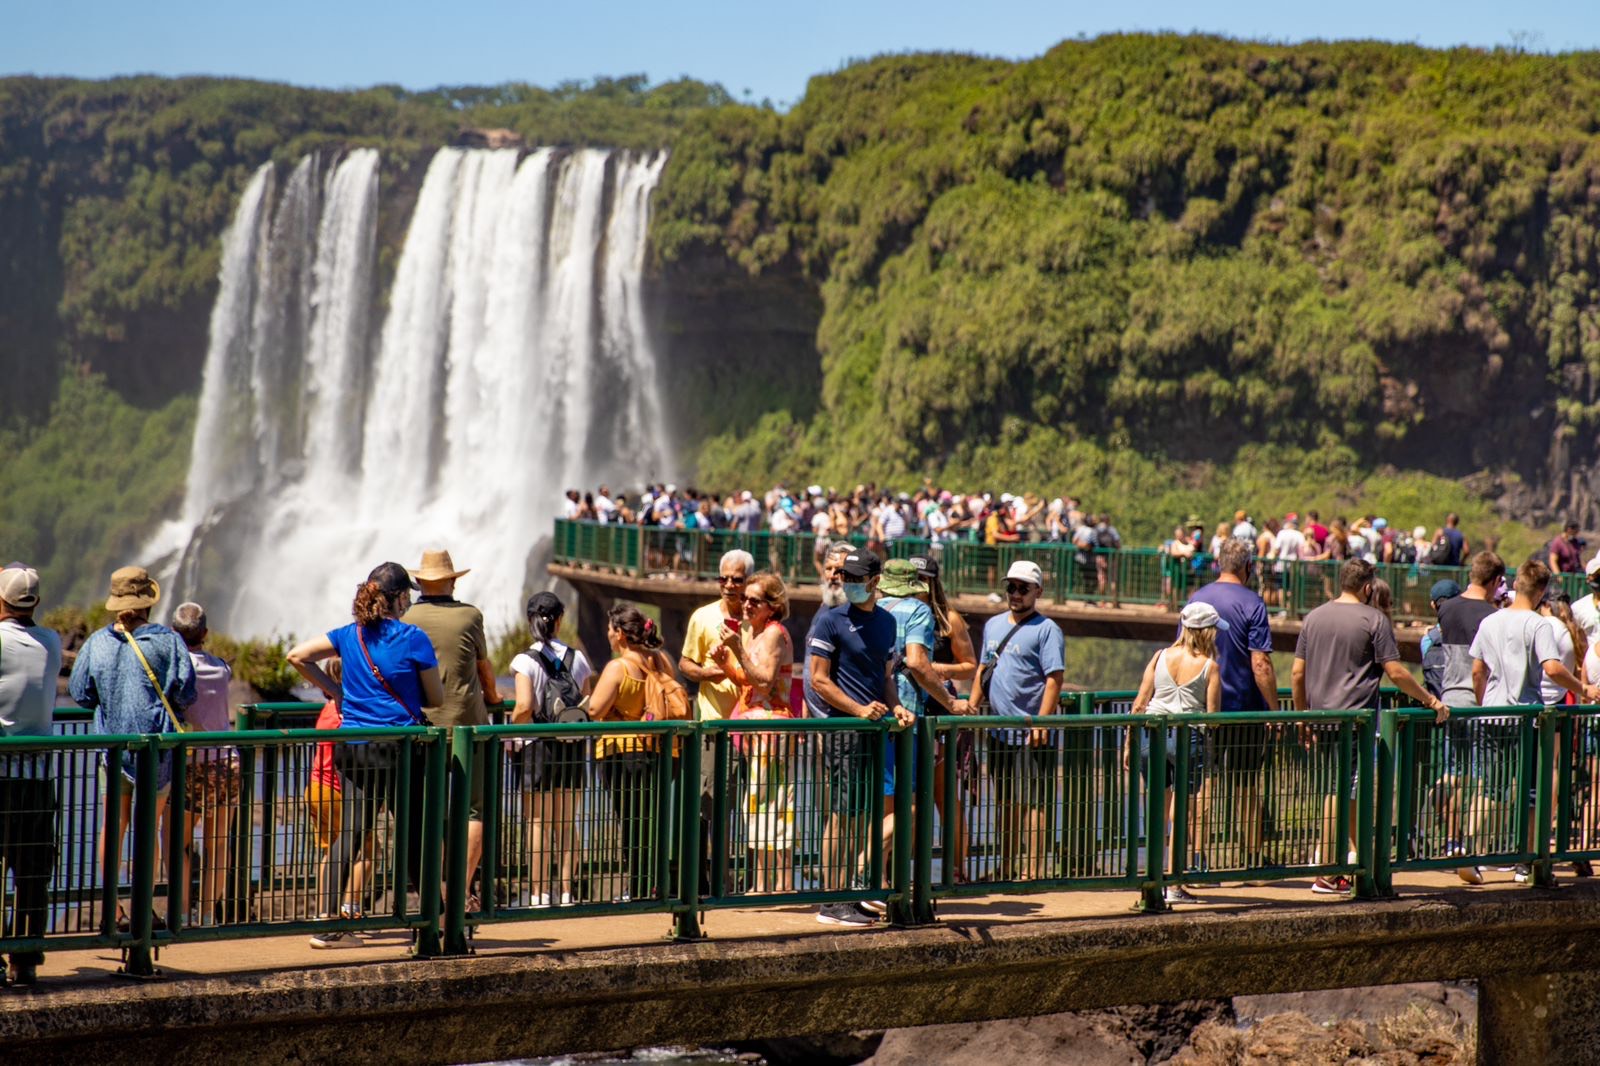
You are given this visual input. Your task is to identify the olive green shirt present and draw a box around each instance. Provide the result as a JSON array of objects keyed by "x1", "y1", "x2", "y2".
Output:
[{"x1": 403, "y1": 597, "x2": 489, "y2": 726}]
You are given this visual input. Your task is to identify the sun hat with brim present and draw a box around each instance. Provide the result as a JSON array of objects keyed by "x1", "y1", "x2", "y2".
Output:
[
  {"x1": 879, "y1": 559, "x2": 929, "y2": 598},
  {"x1": 0, "y1": 565, "x2": 40, "y2": 609},
  {"x1": 410, "y1": 548, "x2": 470, "y2": 583},
  {"x1": 1179, "y1": 601, "x2": 1229, "y2": 631},
  {"x1": 105, "y1": 566, "x2": 160, "y2": 612}
]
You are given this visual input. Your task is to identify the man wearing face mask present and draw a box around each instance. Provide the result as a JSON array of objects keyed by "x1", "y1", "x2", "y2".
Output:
[
  {"x1": 1293, "y1": 558, "x2": 1447, "y2": 895},
  {"x1": 807, "y1": 547, "x2": 913, "y2": 926}
]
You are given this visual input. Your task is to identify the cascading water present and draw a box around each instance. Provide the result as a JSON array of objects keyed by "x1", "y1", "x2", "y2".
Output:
[{"x1": 154, "y1": 146, "x2": 673, "y2": 638}]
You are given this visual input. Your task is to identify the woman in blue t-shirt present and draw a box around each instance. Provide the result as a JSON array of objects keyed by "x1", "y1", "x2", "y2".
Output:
[{"x1": 288, "y1": 562, "x2": 443, "y2": 915}]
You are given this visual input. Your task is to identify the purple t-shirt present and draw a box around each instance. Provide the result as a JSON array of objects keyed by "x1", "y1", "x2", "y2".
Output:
[{"x1": 1186, "y1": 581, "x2": 1273, "y2": 711}]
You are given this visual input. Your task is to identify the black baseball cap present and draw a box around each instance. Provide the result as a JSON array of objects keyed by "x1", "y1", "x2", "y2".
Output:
[
  {"x1": 908, "y1": 554, "x2": 939, "y2": 580},
  {"x1": 368, "y1": 560, "x2": 419, "y2": 595},
  {"x1": 841, "y1": 549, "x2": 882, "y2": 580}
]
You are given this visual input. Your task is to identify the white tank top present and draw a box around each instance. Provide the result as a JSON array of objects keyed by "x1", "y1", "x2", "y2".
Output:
[{"x1": 1146, "y1": 649, "x2": 1210, "y2": 715}]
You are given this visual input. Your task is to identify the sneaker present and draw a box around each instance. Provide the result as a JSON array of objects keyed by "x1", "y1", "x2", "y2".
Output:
[
  {"x1": 1445, "y1": 839, "x2": 1465, "y2": 857},
  {"x1": 309, "y1": 930, "x2": 362, "y2": 949},
  {"x1": 1164, "y1": 885, "x2": 1200, "y2": 904},
  {"x1": 1311, "y1": 876, "x2": 1352, "y2": 895},
  {"x1": 816, "y1": 902, "x2": 877, "y2": 927},
  {"x1": 559, "y1": 891, "x2": 574, "y2": 906},
  {"x1": 533, "y1": 892, "x2": 551, "y2": 907},
  {"x1": 1513, "y1": 865, "x2": 1531, "y2": 884},
  {"x1": 1456, "y1": 866, "x2": 1484, "y2": 886}
]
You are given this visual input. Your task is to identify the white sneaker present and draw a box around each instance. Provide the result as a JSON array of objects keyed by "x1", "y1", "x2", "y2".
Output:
[
  {"x1": 1164, "y1": 885, "x2": 1200, "y2": 904},
  {"x1": 533, "y1": 892, "x2": 551, "y2": 907},
  {"x1": 1513, "y1": 865, "x2": 1531, "y2": 884},
  {"x1": 559, "y1": 891, "x2": 574, "y2": 906}
]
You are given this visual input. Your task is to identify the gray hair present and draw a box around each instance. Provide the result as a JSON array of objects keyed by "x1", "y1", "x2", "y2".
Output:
[
  {"x1": 823, "y1": 540, "x2": 854, "y2": 563},
  {"x1": 720, "y1": 549, "x2": 755, "y2": 577},
  {"x1": 1216, "y1": 538, "x2": 1254, "y2": 577},
  {"x1": 172, "y1": 601, "x2": 208, "y2": 646}
]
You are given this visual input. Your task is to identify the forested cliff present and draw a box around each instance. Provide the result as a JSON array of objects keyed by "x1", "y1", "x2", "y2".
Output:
[{"x1": 7, "y1": 35, "x2": 1600, "y2": 600}]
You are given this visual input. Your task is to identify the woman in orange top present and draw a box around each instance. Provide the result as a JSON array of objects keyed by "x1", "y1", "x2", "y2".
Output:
[
  {"x1": 590, "y1": 604, "x2": 681, "y2": 901},
  {"x1": 714, "y1": 572, "x2": 796, "y2": 892}
]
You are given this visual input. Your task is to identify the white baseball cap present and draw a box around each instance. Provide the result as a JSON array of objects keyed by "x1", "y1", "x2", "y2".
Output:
[
  {"x1": 1586, "y1": 554, "x2": 1600, "y2": 579},
  {"x1": 1180, "y1": 601, "x2": 1230, "y2": 631},
  {"x1": 1005, "y1": 560, "x2": 1044, "y2": 587}
]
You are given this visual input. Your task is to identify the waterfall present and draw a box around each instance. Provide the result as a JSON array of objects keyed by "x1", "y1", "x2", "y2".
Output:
[{"x1": 158, "y1": 146, "x2": 673, "y2": 638}]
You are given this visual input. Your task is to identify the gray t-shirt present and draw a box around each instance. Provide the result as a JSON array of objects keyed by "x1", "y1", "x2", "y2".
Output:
[
  {"x1": 1294, "y1": 601, "x2": 1399, "y2": 710},
  {"x1": 1469, "y1": 608, "x2": 1562, "y2": 707}
]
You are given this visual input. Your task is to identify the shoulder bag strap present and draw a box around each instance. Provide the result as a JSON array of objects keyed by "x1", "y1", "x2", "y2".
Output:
[
  {"x1": 992, "y1": 618, "x2": 1027, "y2": 661},
  {"x1": 355, "y1": 624, "x2": 425, "y2": 726},
  {"x1": 117, "y1": 624, "x2": 186, "y2": 732}
]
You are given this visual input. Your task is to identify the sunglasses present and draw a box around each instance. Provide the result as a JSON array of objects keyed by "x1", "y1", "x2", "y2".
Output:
[
  {"x1": 1004, "y1": 582, "x2": 1035, "y2": 594},
  {"x1": 718, "y1": 574, "x2": 748, "y2": 585},
  {"x1": 742, "y1": 596, "x2": 769, "y2": 608}
]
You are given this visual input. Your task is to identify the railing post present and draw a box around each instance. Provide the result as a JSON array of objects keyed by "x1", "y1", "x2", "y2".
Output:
[
  {"x1": 1335, "y1": 719, "x2": 1353, "y2": 871},
  {"x1": 166, "y1": 739, "x2": 187, "y2": 935},
  {"x1": 1533, "y1": 710, "x2": 1556, "y2": 889},
  {"x1": 122, "y1": 737, "x2": 160, "y2": 977},
  {"x1": 1171, "y1": 722, "x2": 1190, "y2": 883},
  {"x1": 1356, "y1": 712, "x2": 1379, "y2": 899},
  {"x1": 674, "y1": 724, "x2": 704, "y2": 940},
  {"x1": 1374, "y1": 710, "x2": 1397, "y2": 897},
  {"x1": 443, "y1": 726, "x2": 473, "y2": 955},
  {"x1": 414, "y1": 733, "x2": 446, "y2": 958},
  {"x1": 889, "y1": 719, "x2": 918, "y2": 926},
  {"x1": 1140, "y1": 721, "x2": 1167, "y2": 912},
  {"x1": 1556, "y1": 712, "x2": 1574, "y2": 857},
  {"x1": 869, "y1": 724, "x2": 887, "y2": 891},
  {"x1": 710, "y1": 729, "x2": 730, "y2": 897},
  {"x1": 100, "y1": 746, "x2": 123, "y2": 940},
  {"x1": 911, "y1": 716, "x2": 937, "y2": 924}
]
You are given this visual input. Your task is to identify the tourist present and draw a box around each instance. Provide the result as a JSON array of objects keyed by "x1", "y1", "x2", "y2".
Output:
[
  {"x1": 803, "y1": 541, "x2": 854, "y2": 716},
  {"x1": 509, "y1": 592, "x2": 594, "y2": 907},
  {"x1": 1470, "y1": 561, "x2": 1600, "y2": 883},
  {"x1": 1186, "y1": 539, "x2": 1278, "y2": 879},
  {"x1": 715, "y1": 572, "x2": 797, "y2": 892},
  {"x1": 1574, "y1": 556, "x2": 1600, "y2": 644},
  {"x1": 1232, "y1": 510, "x2": 1257, "y2": 543},
  {"x1": 1209, "y1": 521, "x2": 1230, "y2": 562},
  {"x1": 402, "y1": 549, "x2": 501, "y2": 914},
  {"x1": 910, "y1": 553, "x2": 978, "y2": 875},
  {"x1": 1435, "y1": 513, "x2": 1468, "y2": 567},
  {"x1": 680, "y1": 550, "x2": 753, "y2": 722},
  {"x1": 70, "y1": 566, "x2": 196, "y2": 930},
  {"x1": 1434, "y1": 553, "x2": 1505, "y2": 883},
  {"x1": 733, "y1": 491, "x2": 762, "y2": 533},
  {"x1": 0, "y1": 564, "x2": 61, "y2": 985},
  {"x1": 589, "y1": 605, "x2": 687, "y2": 902},
  {"x1": 1292, "y1": 558, "x2": 1446, "y2": 895},
  {"x1": 169, "y1": 602, "x2": 240, "y2": 925},
  {"x1": 1420, "y1": 580, "x2": 1462, "y2": 699},
  {"x1": 1270, "y1": 515, "x2": 1306, "y2": 614},
  {"x1": 302, "y1": 658, "x2": 374, "y2": 947},
  {"x1": 1255, "y1": 518, "x2": 1281, "y2": 607},
  {"x1": 1538, "y1": 588, "x2": 1586, "y2": 708},
  {"x1": 1549, "y1": 521, "x2": 1586, "y2": 575},
  {"x1": 807, "y1": 548, "x2": 911, "y2": 926},
  {"x1": 562, "y1": 489, "x2": 581, "y2": 520},
  {"x1": 286, "y1": 561, "x2": 443, "y2": 948},
  {"x1": 979, "y1": 560, "x2": 1066, "y2": 881},
  {"x1": 1127, "y1": 601, "x2": 1223, "y2": 904},
  {"x1": 1093, "y1": 514, "x2": 1122, "y2": 604}
]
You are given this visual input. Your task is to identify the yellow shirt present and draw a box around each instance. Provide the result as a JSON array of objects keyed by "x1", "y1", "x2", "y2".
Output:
[{"x1": 682, "y1": 601, "x2": 750, "y2": 720}]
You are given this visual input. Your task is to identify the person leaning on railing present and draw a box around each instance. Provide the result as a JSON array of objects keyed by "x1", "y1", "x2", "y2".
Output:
[
  {"x1": 0, "y1": 564, "x2": 62, "y2": 987},
  {"x1": 68, "y1": 565, "x2": 196, "y2": 931},
  {"x1": 1291, "y1": 558, "x2": 1447, "y2": 897},
  {"x1": 287, "y1": 561, "x2": 444, "y2": 940}
]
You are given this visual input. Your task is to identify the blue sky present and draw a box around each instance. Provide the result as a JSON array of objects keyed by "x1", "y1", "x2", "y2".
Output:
[{"x1": 7, "y1": 1, "x2": 1599, "y2": 108}]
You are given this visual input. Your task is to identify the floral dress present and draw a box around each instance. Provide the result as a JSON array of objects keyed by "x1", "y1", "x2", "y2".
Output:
[{"x1": 726, "y1": 622, "x2": 795, "y2": 853}]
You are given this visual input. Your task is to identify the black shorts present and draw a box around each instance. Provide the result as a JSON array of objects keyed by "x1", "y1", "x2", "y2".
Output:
[
  {"x1": 988, "y1": 735, "x2": 1054, "y2": 809},
  {"x1": 512, "y1": 738, "x2": 589, "y2": 792},
  {"x1": 821, "y1": 730, "x2": 877, "y2": 816},
  {"x1": 1211, "y1": 721, "x2": 1271, "y2": 777}
]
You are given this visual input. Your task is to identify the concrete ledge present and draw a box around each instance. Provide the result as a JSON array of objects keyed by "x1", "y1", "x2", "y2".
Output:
[{"x1": 6, "y1": 885, "x2": 1600, "y2": 1063}]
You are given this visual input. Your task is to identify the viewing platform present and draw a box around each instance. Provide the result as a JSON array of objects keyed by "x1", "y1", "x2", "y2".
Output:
[{"x1": 547, "y1": 520, "x2": 1442, "y2": 664}]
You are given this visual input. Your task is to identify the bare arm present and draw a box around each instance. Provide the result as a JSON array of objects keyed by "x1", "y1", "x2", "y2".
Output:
[
  {"x1": 1381, "y1": 659, "x2": 1447, "y2": 722},
  {"x1": 904, "y1": 642, "x2": 967, "y2": 715},
  {"x1": 287, "y1": 634, "x2": 339, "y2": 701},
  {"x1": 1131, "y1": 652, "x2": 1159, "y2": 715},
  {"x1": 735, "y1": 627, "x2": 782, "y2": 689},
  {"x1": 1542, "y1": 659, "x2": 1600, "y2": 702},
  {"x1": 1472, "y1": 659, "x2": 1489, "y2": 706},
  {"x1": 418, "y1": 666, "x2": 445, "y2": 709},
  {"x1": 477, "y1": 658, "x2": 502, "y2": 707},
  {"x1": 590, "y1": 660, "x2": 627, "y2": 720},
  {"x1": 1251, "y1": 650, "x2": 1278, "y2": 709},
  {"x1": 1206, "y1": 662, "x2": 1222, "y2": 713},
  {"x1": 679, "y1": 654, "x2": 726, "y2": 685},
  {"x1": 510, "y1": 670, "x2": 537, "y2": 725},
  {"x1": 1291, "y1": 657, "x2": 1308, "y2": 711},
  {"x1": 933, "y1": 612, "x2": 979, "y2": 684}
]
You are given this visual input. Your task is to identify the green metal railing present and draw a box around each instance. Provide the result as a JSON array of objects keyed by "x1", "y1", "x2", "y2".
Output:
[
  {"x1": 555, "y1": 519, "x2": 1597, "y2": 623},
  {"x1": 7, "y1": 699, "x2": 1600, "y2": 973}
]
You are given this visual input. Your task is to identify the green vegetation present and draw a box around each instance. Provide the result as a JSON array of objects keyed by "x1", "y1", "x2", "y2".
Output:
[{"x1": 658, "y1": 37, "x2": 1600, "y2": 551}]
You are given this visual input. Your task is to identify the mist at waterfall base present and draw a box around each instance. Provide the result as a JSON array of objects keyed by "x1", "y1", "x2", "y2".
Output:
[{"x1": 145, "y1": 146, "x2": 672, "y2": 640}]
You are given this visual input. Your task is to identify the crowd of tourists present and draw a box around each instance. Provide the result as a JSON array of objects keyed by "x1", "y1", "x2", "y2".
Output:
[{"x1": 3, "y1": 521, "x2": 1600, "y2": 981}]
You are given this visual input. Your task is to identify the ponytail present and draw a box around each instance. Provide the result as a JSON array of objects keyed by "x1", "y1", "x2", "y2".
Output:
[
  {"x1": 608, "y1": 603, "x2": 663, "y2": 650},
  {"x1": 352, "y1": 580, "x2": 389, "y2": 627}
]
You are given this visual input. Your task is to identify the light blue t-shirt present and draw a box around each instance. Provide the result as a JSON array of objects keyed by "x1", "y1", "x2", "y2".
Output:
[
  {"x1": 881, "y1": 596, "x2": 937, "y2": 716},
  {"x1": 980, "y1": 612, "x2": 1066, "y2": 720}
]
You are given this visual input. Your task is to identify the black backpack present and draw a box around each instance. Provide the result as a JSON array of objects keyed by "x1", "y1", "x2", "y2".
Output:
[
  {"x1": 1095, "y1": 526, "x2": 1120, "y2": 549},
  {"x1": 534, "y1": 645, "x2": 591, "y2": 726}
]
